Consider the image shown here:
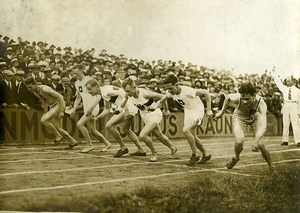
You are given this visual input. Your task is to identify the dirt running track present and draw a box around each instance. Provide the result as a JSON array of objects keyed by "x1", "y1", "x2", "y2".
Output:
[{"x1": 0, "y1": 136, "x2": 299, "y2": 211}]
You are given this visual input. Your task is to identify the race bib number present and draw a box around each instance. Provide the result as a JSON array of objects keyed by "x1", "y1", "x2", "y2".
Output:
[{"x1": 176, "y1": 99, "x2": 185, "y2": 106}]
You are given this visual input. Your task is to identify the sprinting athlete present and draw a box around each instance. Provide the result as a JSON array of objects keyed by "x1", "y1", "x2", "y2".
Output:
[
  {"x1": 214, "y1": 82, "x2": 275, "y2": 171},
  {"x1": 122, "y1": 77, "x2": 178, "y2": 162},
  {"x1": 24, "y1": 76, "x2": 78, "y2": 149},
  {"x1": 85, "y1": 79, "x2": 146, "y2": 157},
  {"x1": 155, "y1": 74, "x2": 213, "y2": 165},
  {"x1": 70, "y1": 64, "x2": 111, "y2": 153}
]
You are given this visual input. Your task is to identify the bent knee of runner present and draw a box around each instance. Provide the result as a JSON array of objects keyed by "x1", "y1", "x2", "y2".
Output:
[
  {"x1": 257, "y1": 144, "x2": 266, "y2": 150},
  {"x1": 40, "y1": 116, "x2": 50, "y2": 125},
  {"x1": 123, "y1": 128, "x2": 130, "y2": 135},
  {"x1": 235, "y1": 139, "x2": 244, "y2": 145},
  {"x1": 76, "y1": 120, "x2": 85, "y2": 129},
  {"x1": 139, "y1": 133, "x2": 149, "y2": 141},
  {"x1": 182, "y1": 127, "x2": 191, "y2": 135}
]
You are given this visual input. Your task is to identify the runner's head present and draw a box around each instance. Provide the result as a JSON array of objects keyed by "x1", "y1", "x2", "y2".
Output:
[
  {"x1": 72, "y1": 64, "x2": 84, "y2": 80},
  {"x1": 164, "y1": 74, "x2": 180, "y2": 95},
  {"x1": 85, "y1": 78, "x2": 100, "y2": 96},
  {"x1": 122, "y1": 77, "x2": 136, "y2": 97},
  {"x1": 24, "y1": 76, "x2": 37, "y2": 92},
  {"x1": 239, "y1": 82, "x2": 256, "y2": 105}
]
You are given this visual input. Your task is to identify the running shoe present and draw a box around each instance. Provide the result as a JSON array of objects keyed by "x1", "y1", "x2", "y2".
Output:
[
  {"x1": 149, "y1": 154, "x2": 157, "y2": 162},
  {"x1": 197, "y1": 154, "x2": 211, "y2": 164},
  {"x1": 226, "y1": 157, "x2": 239, "y2": 169},
  {"x1": 81, "y1": 145, "x2": 94, "y2": 153},
  {"x1": 169, "y1": 147, "x2": 178, "y2": 159},
  {"x1": 53, "y1": 137, "x2": 63, "y2": 145},
  {"x1": 113, "y1": 148, "x2": 129, "y2": 157},
  {"x1": 65, "y1": 142, "x2": 79, "y2": 150},
  {"x1": 100, "y1": 143, "x2": 112, "y2": 152},
  {"x1": 130, "y1": 151, "x2": 147, "y2": 156},
  {"x1": 186, "y1": 154, "x2": 200, "y2": 166}
]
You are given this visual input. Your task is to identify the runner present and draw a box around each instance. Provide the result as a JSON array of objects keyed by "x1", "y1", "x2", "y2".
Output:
[
  {"x1": 121, "y1": 77, "x2": 178, "y2": 162},
  {"x1": 69, "y1": 64, "x2": 111, "y2": 153},
  {"x1": 85, "y1": 78, "x2": 146, "y2": 157},
  {"x1": 24, "y1": 76, "x2": 78, "y2": 149},
  {"x1": 214, "y1": 82, "x2": 275, "y2": 171},
  {"x1": 155, "y1": 74, "x2": 213, "y2": 165}
]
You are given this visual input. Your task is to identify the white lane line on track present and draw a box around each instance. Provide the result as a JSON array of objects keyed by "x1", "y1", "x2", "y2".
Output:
[
  {"x1": 0, "y1": 147, "x2": 299, "y2": 164},
  {"x1": 0, "y1": 159, "x2": 298, "y2": 195},
  {"x1": 0, "y1": 137, "x2": 283, "y2": 151},
  {"x1": 209, "y1": 170, "x2": 263, "y2": 177},
  {"x1": 0, "y1": 143, "x2": 288, "y2": 156},
  {"x1": 0, "y1": 156, "x2": 98, "y2": 163},
  {"x1": 1, "y1": 149, "x2": 299, "y2": 176}
]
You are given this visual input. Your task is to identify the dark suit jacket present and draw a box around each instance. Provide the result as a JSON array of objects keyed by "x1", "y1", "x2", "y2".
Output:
[
  {"x1": 0, "y1": 79, "x2": 17, "y2": 105},
  {"x1": 16, "y1": 81, "x2": 41, "y2": 108},
  {"x1": 41, "y1": 78, "x2": 53, "y2": 87}
]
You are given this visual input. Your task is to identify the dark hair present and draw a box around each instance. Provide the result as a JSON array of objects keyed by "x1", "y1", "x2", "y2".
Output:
[
  {"x1": 85, "y1": 78, "x2": 99, "y2": 87},
  {"x1": 121, "y1": 77, "x2": 135, "y2": 88},
  {"x1": 238, "y1": 82, "x2": 256, "y2": 96},
  {"x1": 164, "y1": 74, "x2": 178, "y2": 85},
  {"x1": 24, "y1": 76, "x2": 36, "y2": 85}
]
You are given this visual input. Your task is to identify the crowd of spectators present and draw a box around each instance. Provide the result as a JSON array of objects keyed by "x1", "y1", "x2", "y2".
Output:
[{"x1": 0, "y1": 35, "x2": 299, "y2": 117}]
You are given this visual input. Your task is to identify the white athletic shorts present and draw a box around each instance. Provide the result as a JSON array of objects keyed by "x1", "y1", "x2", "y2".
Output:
[
  {"x1": 184, "y1": 106, "x2": 204, "y2": 127},
  {"x1": 140, "y1": 108, "x2": 162, "y2": 124}
]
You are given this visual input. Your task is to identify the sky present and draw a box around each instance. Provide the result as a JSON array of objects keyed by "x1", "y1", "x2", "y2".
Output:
[{"x1": 1, "y1": 0, "x2": 299, "y2": 77}]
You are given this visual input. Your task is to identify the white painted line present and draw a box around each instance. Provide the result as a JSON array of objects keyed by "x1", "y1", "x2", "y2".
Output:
[
  {"x1": 0, "y1": 156, "x2": 98, "y2": 164},
  {"x1": 0, "y1": 149, "x2": 299, "y2": 177},
  {"x1": 0, "y1": 137, "x2": 283, "y2": 152},
  {"x1": 0, "y1": 145, "x2": 298, "y2": 164},
  {"x1": 210, "y1": 169, "x2": 262, "y2": 177},
  {"x1": 0, "y1": 162, "x2": 161, "y2": 176},
  {"x1": 0, "y1": 159, "x2": 298, "y2": 195}
]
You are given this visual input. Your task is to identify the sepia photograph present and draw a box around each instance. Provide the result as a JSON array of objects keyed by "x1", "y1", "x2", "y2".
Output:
[{"x1": 0, "y1": 0, "x2": 299, "y2": 212}]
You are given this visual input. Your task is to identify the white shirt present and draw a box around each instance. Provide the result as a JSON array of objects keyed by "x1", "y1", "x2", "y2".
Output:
[
  {"x1": 75, "y1": 76, "x2": 100, "y2": 112},
  {"x1": 170, "y1": 85, "x2": 203, "y2": 110},
  {"x1": 273, "y1": 74, "x2": 299, "y2": 102}
]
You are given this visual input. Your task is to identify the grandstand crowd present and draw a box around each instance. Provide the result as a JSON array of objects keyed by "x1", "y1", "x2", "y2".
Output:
[{"x1": 0, "y1": 34, "x2": 299, "y2": 116}]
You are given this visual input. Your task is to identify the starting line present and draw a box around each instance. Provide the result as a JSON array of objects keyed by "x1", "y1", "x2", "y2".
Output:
[{"x1": 1, "y1": 148, "x2": 300, "y2": 177}]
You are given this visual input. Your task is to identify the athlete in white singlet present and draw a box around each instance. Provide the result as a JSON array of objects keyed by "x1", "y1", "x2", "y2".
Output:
[
  {"x1": 85, "y1": 79, "x2": 146, "y2": 157},
  {"x1": 24, "y1": 77, "x2": 78, "y2": 149},
  {"x1": 70, "y1": 65, "x2": 111, "y2": 153},
  {"x1": 122, "y1": 77, "x2": 178, "y2": 162},
  {"x1": 155, "y1": 74, "x2": 213, "y2": 165},
  {"x1": 214, "y1": 82, "x2": 275, "y2": 171}
]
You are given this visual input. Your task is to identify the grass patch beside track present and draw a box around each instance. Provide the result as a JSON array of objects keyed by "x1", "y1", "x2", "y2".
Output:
[{"x1": 20, "y1": 163, "x2": 299, "y2": 213}]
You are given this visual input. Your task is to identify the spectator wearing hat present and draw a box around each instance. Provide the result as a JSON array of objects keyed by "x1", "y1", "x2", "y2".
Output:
[
  {"x1": 0, "y1": 70, "x2": 17, "y2": 107},
  {"x1": 41, "y1": 67, "x2": 53, "y2": 87},
  {"x1": 14, "y1": 70, "x2": 40, "y2": 109},
  {"x1": 51, "y1": 74, "x2": 63, "y2": 93},
  {"x1": 94, "y1": 71, "x2": 103, "y2": 85},
  {"x1": 147, "y1": 78, "x2": 161, "y2": 93},
  {"x1": 0, "y1": 61, "x2": 8, "y2": 72},
  {"x1": 112, "y1": 68, "x2": 126, "y2": 87},
  {"x1": 2, "y1": 36, "x2": 10, "y2": 49},
  {"x1": 4, "y1": 46, "x2": 14, "y2": 64},
  {"x1": 61, "y1": 77, "x2": 75, "y2": 107},
  {"x1": 10, "y1": 58, "x2": 19, "y2": 74},
  {"x1": 102, "y1": 69, "x2": 113, "y2": 83},
  {"x1": 28, "y1": 63, "x2": 43, "y2": 83},
  {"x1": 270, "y1": 91, "x2": 283, "y2": 118}
]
